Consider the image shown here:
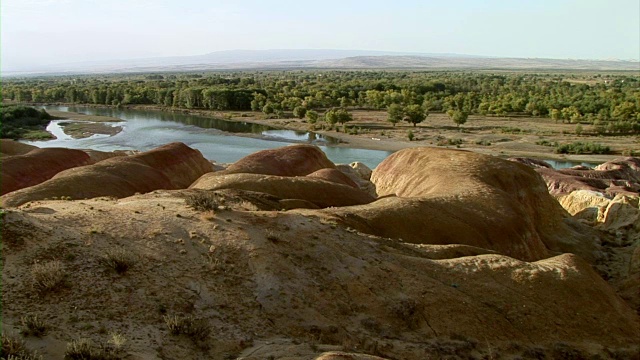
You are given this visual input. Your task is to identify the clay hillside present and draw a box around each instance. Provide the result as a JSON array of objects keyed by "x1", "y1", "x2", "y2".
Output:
[{"x1": 1, "y1": 140, "x2": 639, "y2": 360}]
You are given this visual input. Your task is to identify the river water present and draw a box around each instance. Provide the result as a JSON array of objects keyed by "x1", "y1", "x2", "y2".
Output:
[
  {"x1": 24, "y1": 106, "x2": 600, "y2": 170},
  {"x1": 25, "y1": 106, "x2": 393, "y2": 168}
]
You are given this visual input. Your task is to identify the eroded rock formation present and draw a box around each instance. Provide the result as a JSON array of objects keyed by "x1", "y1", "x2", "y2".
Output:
[
  {"x1": 515, "y1": 157, "x2": 640, "y2": 197},
  {"x1": 322, "y1": 147, "x2": 599, "y2": 262},
  {"x1": 1, "y1": 142, "x2": 213, "y2": 207}
]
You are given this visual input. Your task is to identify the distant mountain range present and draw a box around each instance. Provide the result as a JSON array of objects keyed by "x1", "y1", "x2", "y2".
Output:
[{"x1": 5, "y1": 49, "x2": 639, "y2": 75}]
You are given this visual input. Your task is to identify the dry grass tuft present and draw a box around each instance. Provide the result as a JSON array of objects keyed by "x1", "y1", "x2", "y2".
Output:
[
  {"x1": 64, "y1": 337, "x2": 126, "y2": 360},
  {"x1": 1, "y1": 332, "x2": 43, "y2": 360},
  {"x1": 31, "y1": 260, "x2": 65, "y2": 292},
  {"x1": 101, "y1": 248, "x2": 136, "y2": 274},
  {"x1": 163, "y1": 314, "x2": 211, "y2": 343},
  {"x1": 186, "y1": 192, "x2": 224, "y2": 212},
  {"x1": 19, "y1": 315, "x2": 47, "y2": 337}
]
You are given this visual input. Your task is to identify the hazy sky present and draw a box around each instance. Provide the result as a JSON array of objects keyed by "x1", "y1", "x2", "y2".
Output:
[{"x1": 2, "y1": 0, "x2": 639, "y2": 71}]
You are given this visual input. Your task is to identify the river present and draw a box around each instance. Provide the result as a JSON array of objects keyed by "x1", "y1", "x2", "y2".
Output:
[
  {"x1": 25, "y1": 106, "x2": 600, "y2": 170},
  {"x1": 25, "y1": 106, "x2": 393, "y2": 168}
]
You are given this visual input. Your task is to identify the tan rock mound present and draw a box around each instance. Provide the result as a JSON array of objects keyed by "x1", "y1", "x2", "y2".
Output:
[
  {"x1": 190, "y1": 172, "x2": 375, "y2": 208},
  {"x1": 349, "y1": 161, "x2": 373, "y2": 180},
  {"x1": 526, "y1": 157, "x2": 640, "y2": 197},
  {"x1": 336, "y1": 164, "x2": 377, "y2": 197},
  {"x1": 1, "y1": 147, "x2": 92, "y2": 195},
  {"x1": 559, "y1": 190, "x2": 612, "y2": 223},
  {"x1": 508, "y1": 157, "x2": 553, "y2": 169},
  {"x1": 82, "y1": 149, "x2": 127, "y2": 163},
  {"x1": 306, "y1": 168, "x2": 359, "y2": 188},
  {"x1": 0, "y1": 139, "x2": 38, "y2": 156},
  {"x1": 557, "y1": 190, "x2": 639, "y2": 233},
  {"x1": 1, "y1": 142, "x2": 213, "y2": 207},
  {"x1": 223, "y1": 144, "x2": 335, "y2": 176},
  {"x1": 322, "y1": 147, "x2": 599, "y2": 262}
]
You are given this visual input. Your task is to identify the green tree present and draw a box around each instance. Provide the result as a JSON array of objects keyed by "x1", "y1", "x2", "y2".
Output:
[
  {"x1": 305, "y1": 109, "x2": 318, "y2": 123},
  {"x1": 262, "y1": 102, "x2": 275, "y2": 115},
  {"x1": 448, "y1": 110, "x2": 469, "y2": 128},
  {"x1": 387, "y1": 104, "x2": 403, "y2": 127},
  {"x1": 325, "y1": 108, "x2": 352, "y2": 125},
  {"x1": 251, "y1": 93, "x2": 267, "y2": 111},
  {"x1": 404, "y1": 104, "x2": 427, "y2": 127},
  {"x1": 550, "y1": 109, "x2": 562, "y2": 123},
  {"x1": 293, "y1": 106, "x2": 307, "y2": 119}
]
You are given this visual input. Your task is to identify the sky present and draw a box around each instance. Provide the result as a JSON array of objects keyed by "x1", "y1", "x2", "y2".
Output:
[{"x1": 2, "y1": 0, "x2": 639, "y2": 71}]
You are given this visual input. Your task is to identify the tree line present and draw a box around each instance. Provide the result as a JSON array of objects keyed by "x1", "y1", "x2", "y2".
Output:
[{"x1": 3, "y1": 71, "x2": 639, "y2": 133}]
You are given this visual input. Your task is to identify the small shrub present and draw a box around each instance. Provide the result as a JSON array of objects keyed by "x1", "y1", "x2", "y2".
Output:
[
  {"x1": 65, "y1": 339, "x2": 93, "y2": 359},
  {"x1": 101, "y1": 248, "x2": 135, "y2": 274},
  {"x1": 265, "y1": 230, "x2": 281, "y2": 243},
  {"x1": 474, "y1": 139, "x2": 491, "y2": 146},
  {"x1": 389, "y1": 297, "x2": 422, "y2": 329},
  {"x1": 31, "y1": 260, "x2": 66, "y2": 292},
  {"x1": 407, "y1": 130, "x2": 414, "y2": 141},
  {"x1": 186, "y1": 192, "x2": 224, "y2": 212},
  {"x1": 163, "y1": 315, "x2": 211, "y2": 343},
  {"x1": 551, "y1": 342, "x2": 586, "y2": 360},
  {"x1": 20, "y1": 315, "x2": 47, "y2": 337},
  {"x1": 108, "y1": 332, "x2": 127, "y2": 351},
  {"x1": 535, "y1": 139, "x2": 557, "y2": 147},
  {"x1": 2, "y1": 332, "x2": 42, "y2": 360},
  {"x1": 64, "y1": 338, "x2": 125, "y2": 360},
  {"x1": 436, "y1": 138, "x2": 463, "y2": 146}
]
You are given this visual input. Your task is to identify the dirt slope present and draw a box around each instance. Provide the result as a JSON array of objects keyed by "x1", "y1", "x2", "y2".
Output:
[{"x1": 1, "y1": 191, "x2": 638, "y2": 359}]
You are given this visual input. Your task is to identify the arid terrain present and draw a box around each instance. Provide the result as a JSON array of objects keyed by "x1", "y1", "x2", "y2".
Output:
[{"x1": 1, "y1": 138, "x2": 639, "y2": 359}]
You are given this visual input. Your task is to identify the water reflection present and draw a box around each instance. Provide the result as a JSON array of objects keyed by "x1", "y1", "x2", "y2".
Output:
[{"x1": 30, "y1": 106, "x2": 392, "y2": 168}]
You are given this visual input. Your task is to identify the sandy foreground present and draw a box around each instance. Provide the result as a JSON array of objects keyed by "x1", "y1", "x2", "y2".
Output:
[{"x1": 47, "y1": 106, "x2": 638, "y2": 163}]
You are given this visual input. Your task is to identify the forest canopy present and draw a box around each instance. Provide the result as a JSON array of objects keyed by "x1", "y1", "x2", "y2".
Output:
[{"x1": 3, "y1": 71, "x2": 639, "y2": 134}]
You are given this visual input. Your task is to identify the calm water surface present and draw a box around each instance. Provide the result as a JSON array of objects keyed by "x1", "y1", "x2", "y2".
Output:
[{"x1": 26, "y1": 106, "x2": 393, "y2": 168}]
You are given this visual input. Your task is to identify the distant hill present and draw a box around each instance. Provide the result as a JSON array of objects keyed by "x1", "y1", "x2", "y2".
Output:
[{"x1": 4, "y1": 49, "x2": 638, "y2": 76}]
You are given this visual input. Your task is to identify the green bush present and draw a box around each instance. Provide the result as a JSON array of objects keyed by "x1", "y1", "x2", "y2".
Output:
[
  {"x1": 0, "y1": 106, "x2": 52, "y2": 139},
  {"x1": 554, "y1": 142, "x2": 611, "y2": 154}
]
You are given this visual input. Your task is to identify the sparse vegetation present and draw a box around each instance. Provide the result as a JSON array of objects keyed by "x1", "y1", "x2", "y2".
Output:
[
  {"x1": 265, "y1": 230, "x2": 281, "y2": 243},
  {"x1": 101, "y1": 248, "x2": 136, "y2": 274},
  {"x1": 436, "y1": 137, "x2": 463, "y2": 146},
  {"x1": 407, "y1": 129, "x2": 414, "y2": 141},
  {"x1": 163, "y1": 315, "x2": 211, "y2": 343},
  {"x1": 31, "y1": 260, "x2": 66, "y2": 292},
  {"x1": 554, "y1": 141, "x2": 611, "y2": 154},
  {"x1": 535, "y1": 139, "x2": 558, "y2": 147},
  {"x1": 2, "y1": 332, "x2": 42, "y2": 360},
  {"x1": 19, "y1": 315, "x2": 47, "y2": 338},
  {"x1": 389, "y1": 297, "x2": 422, "y2": 329},
  {"x1": 64, "y1": 338, "x2": 126, "y2": 360},
  {"x1": 474, "y1": 139, "x2": 491, "y2": 146},
  {"x1": 186, "y1": 192, "x2": 225, "y2": 212}
]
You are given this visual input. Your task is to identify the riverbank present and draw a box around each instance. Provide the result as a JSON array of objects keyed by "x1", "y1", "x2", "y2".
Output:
[
  {"x1": 134, "y1": 105, "x2": 633, "y2": 163},
  {"x1": 31, "y1": 103, "x2": 639, "y2": 163}
]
